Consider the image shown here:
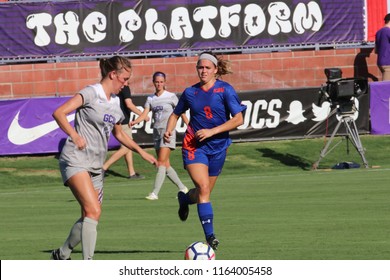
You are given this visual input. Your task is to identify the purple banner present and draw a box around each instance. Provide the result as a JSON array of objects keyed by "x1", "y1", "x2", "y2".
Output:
[
  {"x1": 370, "y1": 81, "x2": 390, "y2": 135},
  {"x1": 0, "y1": 0, "x2": 365, "y2": 59},
  {"x1": 0, "y1": 97, "x2": 71, "y2": 155},
  {"x1": 0, "y1": 87, "x2": 370, "y2": 156}
]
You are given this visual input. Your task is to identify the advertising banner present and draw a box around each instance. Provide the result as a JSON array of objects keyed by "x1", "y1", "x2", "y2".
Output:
[
  {"x1": 370, "y1": 81, "x2": 390, "y2": 134},
  {"x1": 0, "y1": 0, "x2": 365, "y2": 59},
  {"x1": 0, "y1": 87, "x2": 369, "y2": 156}
]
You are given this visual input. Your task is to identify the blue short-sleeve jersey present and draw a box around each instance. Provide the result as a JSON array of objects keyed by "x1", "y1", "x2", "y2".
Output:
[{"x1": 174, "y1": 79, "x2": 246, "y2": 154}]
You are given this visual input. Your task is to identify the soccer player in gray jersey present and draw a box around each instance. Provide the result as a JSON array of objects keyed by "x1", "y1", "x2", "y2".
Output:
[
  {"x1": 131, "y1": 71, "x2": 189, "y2": 200},
  {"x1": 51, "y1": 56, "x2": 157, "y2": 260}
]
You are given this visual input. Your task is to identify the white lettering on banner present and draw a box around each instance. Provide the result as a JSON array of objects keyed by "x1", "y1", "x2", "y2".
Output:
[
  {"x1": 130, "y1": 107, "x2": 189, "y2": 134},
  {"x1": 145, "y1": 9, "x2": 168, "y2": 41},
  {"x1": 193, "y1": 6, "x2": 218, "y2": 39},
  {"x1": 25, "y1": 1, "x2": 323, "y2": 47},
  {"x1": 294, "y1": 2, "x2": 322, "y2": 34},
  {"x1": 118, "y1": 9, "x2": 142, "y2": 42},
  {"x1": 170, "y1": 7, "x2": 194, "y2": 40},
  {"x1": 219, "y1": 4, "x2": 241, "y2": 37},
  {"x1": 130, "y1": 99, "x2": 331, "y2": 134},
  {"x1": 268, "y1": 2, "x2": 292, "y2": 35},
  {"x1": 247, "y1": 99, "x2": 282, "y2": 129},
  {"x1": 83, "y1": 11, "x2": 107, "y2": 43},
  {"x1": 244, "y1": 4, "x2": 266, "y2": 36},
  {"x1": 25, "y1": 13, "x2": 52, "y2": 47},
  {"x1": 54, "y1": 12, "x2": 80, "y2": 45}
]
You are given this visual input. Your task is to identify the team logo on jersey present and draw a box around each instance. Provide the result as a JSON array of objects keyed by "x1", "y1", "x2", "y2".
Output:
[
  {"x1": 103, "y1": 114, "x2": 116, "y2": 124},
  {"x1": 213, "y1": 87, "x2": 224, "y2": 93}
]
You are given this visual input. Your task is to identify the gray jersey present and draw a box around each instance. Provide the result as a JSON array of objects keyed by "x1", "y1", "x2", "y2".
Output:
[
  {"x1": 144, "y1": 90, "x2": 178, "y2": 129},
  {"x1": 59, "y1": 83, "x2": 124, "y2": 174}
]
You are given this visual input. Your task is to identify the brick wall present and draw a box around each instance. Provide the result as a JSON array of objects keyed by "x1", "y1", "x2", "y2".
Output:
[{"x1": 0, "y1": 47, "x2": 380, "y2": 99}]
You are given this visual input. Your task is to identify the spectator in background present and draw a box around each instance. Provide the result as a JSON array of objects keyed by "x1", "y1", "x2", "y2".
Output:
[
  {"x1": 103, "y1": 85, "x2": 148, "y2": 179},
  {"x1": 375, "y1": 13, "x2": 390, "y2": 81}
]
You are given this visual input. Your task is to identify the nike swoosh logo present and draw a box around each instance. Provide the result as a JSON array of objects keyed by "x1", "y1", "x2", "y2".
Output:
[{"x1": 7, "y1": 111, "x2": 75, "y2": 145}]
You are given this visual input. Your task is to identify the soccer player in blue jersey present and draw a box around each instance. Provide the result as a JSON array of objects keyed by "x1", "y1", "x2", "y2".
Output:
[{"x1": 164, "y1": 51, "x2": 247, "y2": 250}]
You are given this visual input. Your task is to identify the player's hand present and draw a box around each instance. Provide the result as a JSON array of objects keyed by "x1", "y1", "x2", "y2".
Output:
[
  {"x1": 195, "y1": 129, "x2": 214, "y2": 142},
  {"x1": 163, "y1": 131, "x2": 172, "y2": 143},
  {"x1": 141, "y1": 151, "x2": 157, "y2": 165},
  {"x1": 71, "y1": 134, "x2": 86, "y2": 150}
]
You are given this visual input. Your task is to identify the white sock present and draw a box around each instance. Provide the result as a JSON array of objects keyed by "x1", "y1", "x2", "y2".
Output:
[
  {"x1": 166, "y1": 166, "x2": 187, "y2": 191},
  {"x1": 81, "y1": 217, "x2": 98, "y2": 260},
  {"x1": 60, "y1": 217, "x2": 82, "y2": 259},
  {"x1": 152, "y1": 166, "x2": 166, "y2": 195}
]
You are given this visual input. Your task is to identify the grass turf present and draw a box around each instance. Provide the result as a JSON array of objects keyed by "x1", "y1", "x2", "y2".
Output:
[{"x1": 0, "y1": 135, "x2": 389, "y2": 259}]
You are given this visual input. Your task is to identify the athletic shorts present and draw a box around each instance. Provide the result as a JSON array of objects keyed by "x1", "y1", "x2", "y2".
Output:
[
  {"x1": 182, "y1": 148, "x2": 227, "y2": 176},
  {"x1": 59, "y1": 161, "x2": 104, "y2": 192},
  {"x1": 153, "y1": 128, "x2": 176, "y2": 150},
  {"x1": 120, "y1": 124, "x2": 133, "y2": 148}
]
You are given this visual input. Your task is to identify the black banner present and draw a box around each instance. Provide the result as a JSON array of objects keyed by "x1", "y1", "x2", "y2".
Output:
[
  {"x1": 128, "y1": 87, "x2": 370, "y2": 146},
  {"x1": 0, "y1": 86, "x2": 369, "y2": 155}
]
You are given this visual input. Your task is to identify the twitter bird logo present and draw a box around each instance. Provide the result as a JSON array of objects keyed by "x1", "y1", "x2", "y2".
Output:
[{"x1": 312, "y1": 101, "x2": 331, "y2": 122}]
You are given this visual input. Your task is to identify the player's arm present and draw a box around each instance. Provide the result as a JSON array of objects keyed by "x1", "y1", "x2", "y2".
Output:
[
  {"x1": 52, "y1": 94, "x2": 86, "y2": 150},
  {"x1": 125, "y1": 98, "x2": 143, "y2": 116},
  {"x1": 131, "y1": 106, "x2": 151, "y2": 126},
  {"x1": 164, "y1": 113, "x2": 180, "y2": 143},
  {"x1": 113, "y1": 123, "x2": 157, "y2": 165},
  {"x1": 180, "y1": 112, "x2": 189, "y2": 125},
  {"x1": 195, "y1": 112, "x2": 244, "y2": 142}
]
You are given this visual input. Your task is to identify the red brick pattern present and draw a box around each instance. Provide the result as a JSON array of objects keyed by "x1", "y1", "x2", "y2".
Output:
[{"x1": 0, "y1": 48, "x2": 380, "y2": 99}]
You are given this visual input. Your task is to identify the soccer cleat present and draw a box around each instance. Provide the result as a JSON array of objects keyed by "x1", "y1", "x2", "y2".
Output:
[
  {"x1": 177, "y1": 191, "x2": 189, "y2": 221},
  {"x1": 145, "y1": 192, "x2": 158, "y2": 200},
  {"x1": 206, "y1": 235, "x2": 220, "y2": 251},
  {"x1": 50, "y1": 248, "x2": 71, "y2": 260}
]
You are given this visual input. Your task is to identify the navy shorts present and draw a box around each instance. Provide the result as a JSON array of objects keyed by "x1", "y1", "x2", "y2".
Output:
[{"x1": 182, "y1": 148, "x2": 227, "y2": 176}]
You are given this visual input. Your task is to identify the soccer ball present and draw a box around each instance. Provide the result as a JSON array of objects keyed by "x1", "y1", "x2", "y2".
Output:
[{"x1": 184, "y1": 241, "x2": 215, "y2": 260}]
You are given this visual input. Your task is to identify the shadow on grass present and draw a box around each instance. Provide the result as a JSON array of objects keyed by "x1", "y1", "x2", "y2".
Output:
[
  {"x1": 104, "y1": 169, "x2": 128, "y2": 179},
  {"x1": 257, "y1": 148, "x2": 312, "y2": 170},
  {"x1": 43, "y1": 249, "x2": 181, "y2": 255}
]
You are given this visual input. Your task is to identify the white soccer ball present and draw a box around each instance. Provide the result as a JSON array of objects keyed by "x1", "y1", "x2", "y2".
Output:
[{"x1": 184, "y1": 241, "x2": 215, "y2": 260}]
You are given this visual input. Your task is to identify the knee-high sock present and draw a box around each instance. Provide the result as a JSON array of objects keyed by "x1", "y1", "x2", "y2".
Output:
[
  {"x1": 60, "y1": 217, "x2": 82, "y2": 259},
  {"x1": 152, "y1": 166, "x2": 166, "y2": 195},
  {"x1": 197, "y1": 202, "x2": 214, "y2": 239},
  {"x1": 166, "y1": 166, "x2": 187, "y2": 191},
  {"x1": 81, "y1": 217, "x2": 98, "y2": 260}
]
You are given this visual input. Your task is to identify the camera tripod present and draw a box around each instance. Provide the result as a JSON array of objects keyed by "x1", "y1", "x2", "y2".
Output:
[{"x1": 312, "y1": 111, "x2": 369, "y2": 170}]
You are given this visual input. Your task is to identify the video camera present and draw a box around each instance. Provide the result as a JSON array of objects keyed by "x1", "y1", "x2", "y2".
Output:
[
  {"x1": 322, "y1": 68, "x2": 368, "y2": 103},
  {"x1": 320, "y1": 68, "x2": 368, "y2": 113}
]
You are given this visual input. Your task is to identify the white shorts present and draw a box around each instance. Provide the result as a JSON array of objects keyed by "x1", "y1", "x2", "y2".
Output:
[
  {"x1": 59, "y1": 161, "x2": 104, "y2": 192},
  {"x1": 153, "y1": 128, "x2": 176, "y2": 150}
]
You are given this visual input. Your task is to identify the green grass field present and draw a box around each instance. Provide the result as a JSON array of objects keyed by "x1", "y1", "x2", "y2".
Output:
[{"x1": 0, "y1": 135, "x2": 389, "y2": 260}]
